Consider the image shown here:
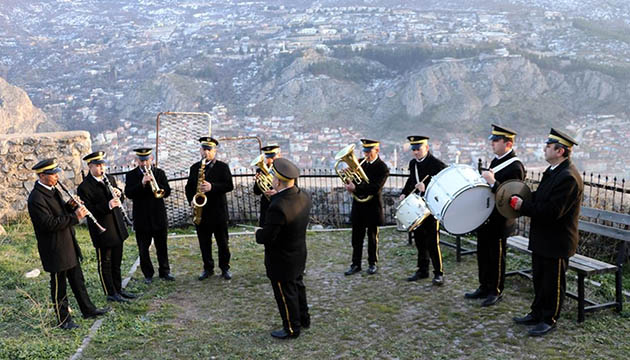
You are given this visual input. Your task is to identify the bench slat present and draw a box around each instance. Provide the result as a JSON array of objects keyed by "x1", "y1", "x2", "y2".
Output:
[
  {"x1": 578, "y1": 221, "x2": 630, "y2": 242},
  {"x1": 581, "y1": 206, "x2": 630, "y2": 227}
]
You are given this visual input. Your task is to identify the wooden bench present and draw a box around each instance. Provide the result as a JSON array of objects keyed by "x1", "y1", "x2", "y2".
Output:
[{"x1": 506, "y1": 206, "x2": 629, "y2": 323}]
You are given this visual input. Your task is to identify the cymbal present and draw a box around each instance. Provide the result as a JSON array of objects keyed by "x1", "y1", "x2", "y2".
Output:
[{"x1": 495, "y1": 180, "x2": 532, "y2": 218}]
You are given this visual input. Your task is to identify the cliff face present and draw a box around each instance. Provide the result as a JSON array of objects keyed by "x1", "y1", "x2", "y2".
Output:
[
  {"x1": 0, "y1": 77, "x2": 48, "y2": 134},
  {"x1": 246, "y1": 53, "x2": 629, "y2": 138}
]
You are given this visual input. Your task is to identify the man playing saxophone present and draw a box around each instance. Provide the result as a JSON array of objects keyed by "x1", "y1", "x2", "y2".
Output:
[
  {"x1": 125, "y1": 148, "x2": 174, "y2": 284},
  {"x1": 253, "y1": 144, "x2": 280, "y2": 226},
  {"x1": 185, "y1": 137, "x2": 234, "y2": 281}
]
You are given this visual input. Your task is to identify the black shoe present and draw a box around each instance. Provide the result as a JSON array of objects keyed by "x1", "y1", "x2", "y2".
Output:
[
  {"x1": 160, "y1": 274, "x2": 175, "y2": 281},
  {"x1": 144, "y1": 277, "x2": 153, "y2": 284},
  {"x1": 367, "y1": 265, "x2": 378, "y2": 275},
  {"x1": 83, "y1": 307, "x2": 111, "y2": 319},
  {"x1": 270, "y1": 328, "x2": 299, "y2": 339},
  {"x1": 432, "y1": 274, "x2": 444, "y2": 286},
  {"x1": 198, "y1": 270, "x2": 213, "y2": 281},
  {"x1": 481, "y1": 294, "x2": 503, "y2": 307},
  {"x1": 344, "y1": 265, "x2": 361, "y2": 276},
  {"x1": 528, "y1": 322, "x2": 556, "y2": 337},
  {"x1": 59, "y1": 319, "x2": 79, "y2": 330},
  {"x1": 406, "y1": 271, "x2": 429, "y2": 282},
  {"x1": 106, "y1": 293, "x2": 130, "y2": 303},
  {"x1": 464, "y1": 288, "x2": 488, "y2": 299},
  {"x1": 221, "y1": 270, "x2": 232, "y2": 280},
  {"x1": 302, "y1": 317, "x2": 311, "y2": 330},
  {"x1": 513, "y1": 313, "x2": 539, "y2": 325},
  {"x1": 119, "y1": 290, "x2": 137, "y2": 299}
]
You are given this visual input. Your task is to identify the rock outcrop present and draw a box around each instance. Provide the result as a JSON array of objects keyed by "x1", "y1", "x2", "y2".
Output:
[{"x1": 0, "y1": 77, "x2": 48, "y2": 134}]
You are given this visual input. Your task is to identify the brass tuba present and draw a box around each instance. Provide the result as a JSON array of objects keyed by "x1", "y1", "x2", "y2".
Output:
[
  {"x1": 250, "y1": 154, "x2": 274, "y2": 200},
  {"x1": 141, "y1": 165, "x2": 165, "y2": 199},
  {"x1": 334, "y1": 144, "x2": 373, "y2": 203},
  {"x1": 192, "y1": 159, "x2": 208, "y2": 225}
]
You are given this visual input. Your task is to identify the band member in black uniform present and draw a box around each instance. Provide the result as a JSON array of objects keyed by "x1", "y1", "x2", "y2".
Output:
[
  {"x1": 27, "y1": 159, "x2": 109, "y2": 329},
  {"x1": 465, "y1": 124, "x2": 525, "y2": 307},
  {"x1": 399, "y1": 136, "x2": 447, "y2": 285},
  {"x1": 125, "y1": 148, "x2": 174, "y2": 284},
  {"x1": 256, "y1": 158, "x2": 312, "y2": 339},
  {"x1": 344, "y1": 139, "x2": 390, "y2": 276},
  {"x1": 253, "y1": 145, "x2": 280, "y2": 226},
  {"x1": 185, "y1": 137, "x2": 234, "y2": 281},
  {"x1": 511, "y1": 128, "x2": 583, "y2": 336},
  {"x1": 78, "y1": 151, "x2": 136, "y2": 303}
]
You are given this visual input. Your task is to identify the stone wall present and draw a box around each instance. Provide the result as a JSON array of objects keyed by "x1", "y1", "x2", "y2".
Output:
[{"x1": 0, "y1": 131, "x2": 91, "y2": 223}]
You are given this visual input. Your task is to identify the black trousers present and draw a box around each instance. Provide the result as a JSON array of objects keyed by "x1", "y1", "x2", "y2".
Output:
[
  {"x1": 196, "y1": 221, "x2": 231, "y2": 272},
  {"x1": 50, "y1": 265, "x2": 96, "y2": 325},
  {"x1": 136, "y1": 227, "x2": 170, "y2": 279},
  {"x1": 96, "y1": 244, "x2": 123, "y2": 296},
  {"x1": 412, "y1": 217, "x2": 442, "y2": 276},
  {"x1": 351, "y1": 224, "x2": 379, "y2": 267},
  {"x1": 531, "y1": 253, "x2": 568, "y2": 325},
  {"x1": 476, "y1": 225, "x2": 507, "y2": 296},
  {"x1": 270, "y1": 275, "x2": 309, "y2": 335}
]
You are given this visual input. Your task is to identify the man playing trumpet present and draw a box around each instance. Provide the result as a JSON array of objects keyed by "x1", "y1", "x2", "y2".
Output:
[{"x1": 125, "y1": 148, "x2": 174, "y2": 284}]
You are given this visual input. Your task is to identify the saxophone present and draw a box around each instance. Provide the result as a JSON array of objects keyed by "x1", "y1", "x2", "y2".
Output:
[{"x1": 192, "y1": 158, "x2": 208, "y2": 225}]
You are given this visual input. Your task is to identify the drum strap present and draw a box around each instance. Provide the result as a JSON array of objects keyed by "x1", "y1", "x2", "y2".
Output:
[{"x1": 491, "y1": 157, "x2": 522, "y2": 173}]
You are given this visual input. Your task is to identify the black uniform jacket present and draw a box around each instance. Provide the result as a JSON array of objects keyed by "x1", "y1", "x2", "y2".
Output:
[
  {"x1": 256, "y1": 186, "x2": 312, "y2": 281},
  {"x1": 401, "y1": 152, "x2": 446, "y2": 197},
  {"x1": 482, "y1": 150, "x2": 526, "y2": 237},
  {"x1": 351, "y1": 156, "x2": 389, "y2": 226},
  {"x1": 125, "y1": 166, "x2": 171, "y2": 232},
  {"x1": 185, "y1": 159, "x2": 234, "y2": 225},
  {"x1": 77, "y1": 174, "x2": 129, "y2": 248},
  {"x1": 27, "y1": 183, "x2": 82, "y2": 273},
  {"x1": 521, "y1": 159, "x2": 583, "y2": 258}
]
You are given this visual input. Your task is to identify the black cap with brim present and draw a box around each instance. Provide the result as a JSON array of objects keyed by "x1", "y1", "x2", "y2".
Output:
[
  {"x1": 82, "y1": 151, "x2": 107, "y2": 165},
  {"x1": 133, "y1": 147, "x2": 152, "y2": 160},
  {"x1": 360, "y1": 138, "x2": 380, "y2": 152},
  {"x1": 489, "y1": 124, "x2": 517, "y2": 141},
  {"x1": 407, "y1": 136, "x2": 429, "y2": 150},
  {"x1": 545, "y1": 128, "x2": 578, "y2": 148},
  {"x1": 271, "y1": 158, "x2": 299, "y2": 181},
  {"x1": 199, "y1": 136, "x2": 219, "y2": 150},
  {"x1": 261, "y1": 145, "x2": 280, "y2": 158},
  {"x1": 32, "y1": 158, "x2": 62, "y2": 174}
]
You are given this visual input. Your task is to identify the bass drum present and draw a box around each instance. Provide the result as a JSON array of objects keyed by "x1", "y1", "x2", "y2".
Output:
[
  {"x1": 424, "y1": 164, "x2": 494, "y2": 235},
  {"x1": 395, "y1": 193, "x2": 431, "y2": 232}
]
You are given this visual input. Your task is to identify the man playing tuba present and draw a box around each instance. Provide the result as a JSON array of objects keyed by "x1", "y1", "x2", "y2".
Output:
[
  {"x1": 253, "y1": 144, "x2": 280, "y2": 226},
  {"x1": 343, "y1": 139, "x2": 389, "y2": 276}
]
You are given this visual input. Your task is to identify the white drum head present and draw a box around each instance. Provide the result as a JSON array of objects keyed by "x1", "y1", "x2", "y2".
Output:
[{"x1": 441, "y1": 186, "x2": 494, "y2": 234}]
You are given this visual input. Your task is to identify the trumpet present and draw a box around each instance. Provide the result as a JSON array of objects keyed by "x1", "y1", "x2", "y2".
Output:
[
  {"x1": 141, "y1": 165, "x2": 165, "y2": 199},
  {"x1": 57, "y1": 180, "x2": 107, "y2": 234},
  {"x1": 192, "y1": 158, "x2": 208, "y2": 225},
  {"x1": 102, "y1": 174, "x2": 133, "y2": 226},
  {"x1": 250, "y1": 154, "x2": 274, "y2": 200},
  {"x1": 334, "y1": 144, "x2": 373, "y2": 203}
]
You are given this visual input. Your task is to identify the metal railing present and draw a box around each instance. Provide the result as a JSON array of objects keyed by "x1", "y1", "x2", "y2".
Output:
[{"x1": 104, "y1": 166, "x2": 628, "y2": 229}]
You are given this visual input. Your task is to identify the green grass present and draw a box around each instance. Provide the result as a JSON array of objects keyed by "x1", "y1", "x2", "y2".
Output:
[{"x1": 1, "y1": 219, "x2": 629, "y2": 359}]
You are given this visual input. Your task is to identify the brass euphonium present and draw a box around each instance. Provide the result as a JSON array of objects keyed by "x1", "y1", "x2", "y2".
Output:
[
  {"x1": 250, "y1": 154, "x2": 274, "y2": 200},
  {"x1": 334, "y1": 144, "x2": 373, "y2": 203},
  {"x1": 141, "y1": 165, "x2": 165, "y2": 199},
  {"x1": 192, "y1": 159, "x2": 208, "y2": 225}
]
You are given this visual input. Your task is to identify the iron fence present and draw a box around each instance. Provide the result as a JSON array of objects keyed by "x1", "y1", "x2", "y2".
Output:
[{"x1": 105, "y1": 166, "x2": 628, "y2": 229}]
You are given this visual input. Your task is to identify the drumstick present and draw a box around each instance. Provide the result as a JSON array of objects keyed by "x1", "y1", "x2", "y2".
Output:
[{"x1": 412, "y1": 175, "x2": 430, "y2": 194}]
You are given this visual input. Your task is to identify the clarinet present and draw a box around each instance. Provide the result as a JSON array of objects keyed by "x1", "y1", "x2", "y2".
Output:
[
  {"x1": 57, "y1": 180, "x2": 107, "y2": 234},
  {"x1": 102, "y1": 174, "x2": 133, "y2": 226}
]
